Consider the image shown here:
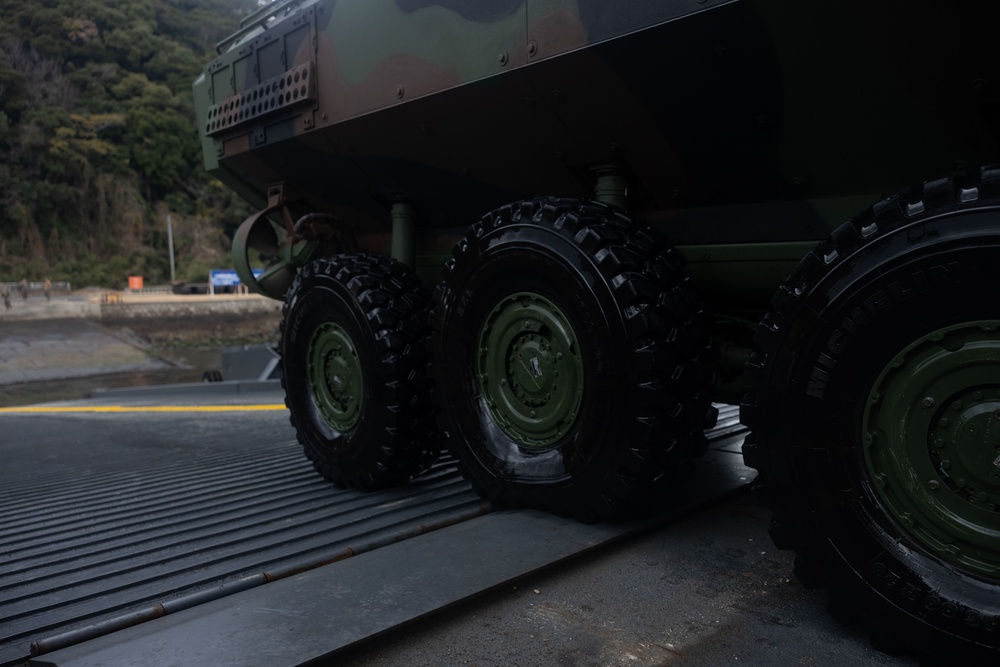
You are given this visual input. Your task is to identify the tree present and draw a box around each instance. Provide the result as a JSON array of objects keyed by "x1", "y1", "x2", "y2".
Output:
[{"x1": 0, "y1": 0, "x2": 261, "y2": 287}]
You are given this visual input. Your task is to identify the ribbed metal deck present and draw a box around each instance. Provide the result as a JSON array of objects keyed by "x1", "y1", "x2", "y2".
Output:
[
  {"x1": 0, "y1": 390, "x2": 488, "y2": 666},
  {"x1": 0, "y1": 389, "x2": 746, "y2": 667}
]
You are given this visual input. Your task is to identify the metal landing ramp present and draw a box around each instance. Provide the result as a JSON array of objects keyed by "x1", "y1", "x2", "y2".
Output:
[{"x1": 0, "y1": 384, "x2": 751, "y2": 667}]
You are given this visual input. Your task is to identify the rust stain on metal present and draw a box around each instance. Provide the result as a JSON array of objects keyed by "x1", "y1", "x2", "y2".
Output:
[{"x1": 30, "y1": 604, "x2": 168, "y2": 657}]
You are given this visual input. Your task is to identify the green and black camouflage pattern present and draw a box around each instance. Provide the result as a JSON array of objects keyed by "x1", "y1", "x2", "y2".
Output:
[{"x1": 194, "y1": 0, "x2": 1000, "y2": 245}]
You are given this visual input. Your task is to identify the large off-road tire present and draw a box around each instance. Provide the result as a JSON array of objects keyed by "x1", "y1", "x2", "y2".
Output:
[
  {"x1": 742, "y1": 167, "x2": 1000, "y2": 664},
  {"x1": 281, "y1": 254, "x2": 440, "y2": 489},
  {"x1": 431, "y1": 198, "x2": 716, "y2": 520}
]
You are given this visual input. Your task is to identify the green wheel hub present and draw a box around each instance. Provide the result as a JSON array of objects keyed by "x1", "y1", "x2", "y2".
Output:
[
  {"x1": 477, "y1": 292, "x2": 584, "y2": 448},
  {"x1": 864, "y1": 321, "x2": 1000, "y2": 577},
  {"x1": 308, "y1": 322, "x2": 364, "y2": 432}
]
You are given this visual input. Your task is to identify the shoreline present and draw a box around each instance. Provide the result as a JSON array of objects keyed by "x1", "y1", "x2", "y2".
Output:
[
  {"x1": 0, "y1": 295, "x2": 283, "y2": 406},
  {"x1": 0, "y1": 289, "x2": 282, "y2": 321}
]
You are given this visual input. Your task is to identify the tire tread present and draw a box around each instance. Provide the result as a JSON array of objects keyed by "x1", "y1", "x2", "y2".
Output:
[{"x1": 740, "y1": 166, "x2": 1000, "y2": 663}]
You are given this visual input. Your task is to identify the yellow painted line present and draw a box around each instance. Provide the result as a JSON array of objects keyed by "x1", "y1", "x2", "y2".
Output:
[{"x1": 0, "y1": 405, "x2": 287, "y2": 414}]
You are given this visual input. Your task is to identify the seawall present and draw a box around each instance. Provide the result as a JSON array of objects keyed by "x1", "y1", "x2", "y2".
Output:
[{"x1": 0, "y1": 292, "x2": 282, "y2": 322}]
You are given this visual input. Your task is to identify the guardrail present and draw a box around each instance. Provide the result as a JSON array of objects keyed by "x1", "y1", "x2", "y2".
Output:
[
  {"x1": 214, "y1": 0, "x2": 305, "y2": 53},
  {"x1": 0, "y1": 281, "x2": 71, "y2": 293},
  {"x1": 125, "y1": 285, "x2": 174, "y2": 294}
]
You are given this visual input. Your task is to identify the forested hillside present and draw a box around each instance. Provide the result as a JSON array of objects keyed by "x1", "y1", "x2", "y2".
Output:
[{"x1": 0, "y1": 0, "x2": 261, "y2": 288}]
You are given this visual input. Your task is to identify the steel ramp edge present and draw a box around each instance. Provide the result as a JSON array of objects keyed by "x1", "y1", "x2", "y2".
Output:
[
  {"x1": 89, "y1": 378, "x2": 281, "y2": 400},
  {"x1": 28, "y1": 429, "x2": 752, "y2": 667}
]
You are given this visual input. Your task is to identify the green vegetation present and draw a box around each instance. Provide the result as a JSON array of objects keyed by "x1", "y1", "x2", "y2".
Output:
[{"x1": 0, "y1": 0, "x2": 260, "y2": 288}]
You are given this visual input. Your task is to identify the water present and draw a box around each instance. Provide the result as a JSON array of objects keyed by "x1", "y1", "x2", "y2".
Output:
[
  {"x1": 0, "y1": 346, "x2": 226, "y2": 408},
  {"x1": 0, "y1": 312, "x2": 280, "y2": 408}
]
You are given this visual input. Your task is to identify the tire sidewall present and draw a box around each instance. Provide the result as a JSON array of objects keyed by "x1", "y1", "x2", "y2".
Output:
[
  {"x1": 437, "y1": 221, "x2": 642, "y2": 497},
  {"x1": 282, "y1": 266, "x2": 382, "y2": 472},
  {"x1": 764, "y1": 210, "x2": 1000, "y2": 647}
]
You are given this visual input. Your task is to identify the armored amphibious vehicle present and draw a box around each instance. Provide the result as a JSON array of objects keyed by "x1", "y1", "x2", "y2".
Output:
[{"x1": 194, "y1": 1, "x2": 1000, "y2": 661}]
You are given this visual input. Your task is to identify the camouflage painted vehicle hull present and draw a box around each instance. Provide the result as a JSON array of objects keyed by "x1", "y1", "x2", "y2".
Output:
[{"x1": 195, "y1": 1, "x2": 1000, "y2": 662}]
